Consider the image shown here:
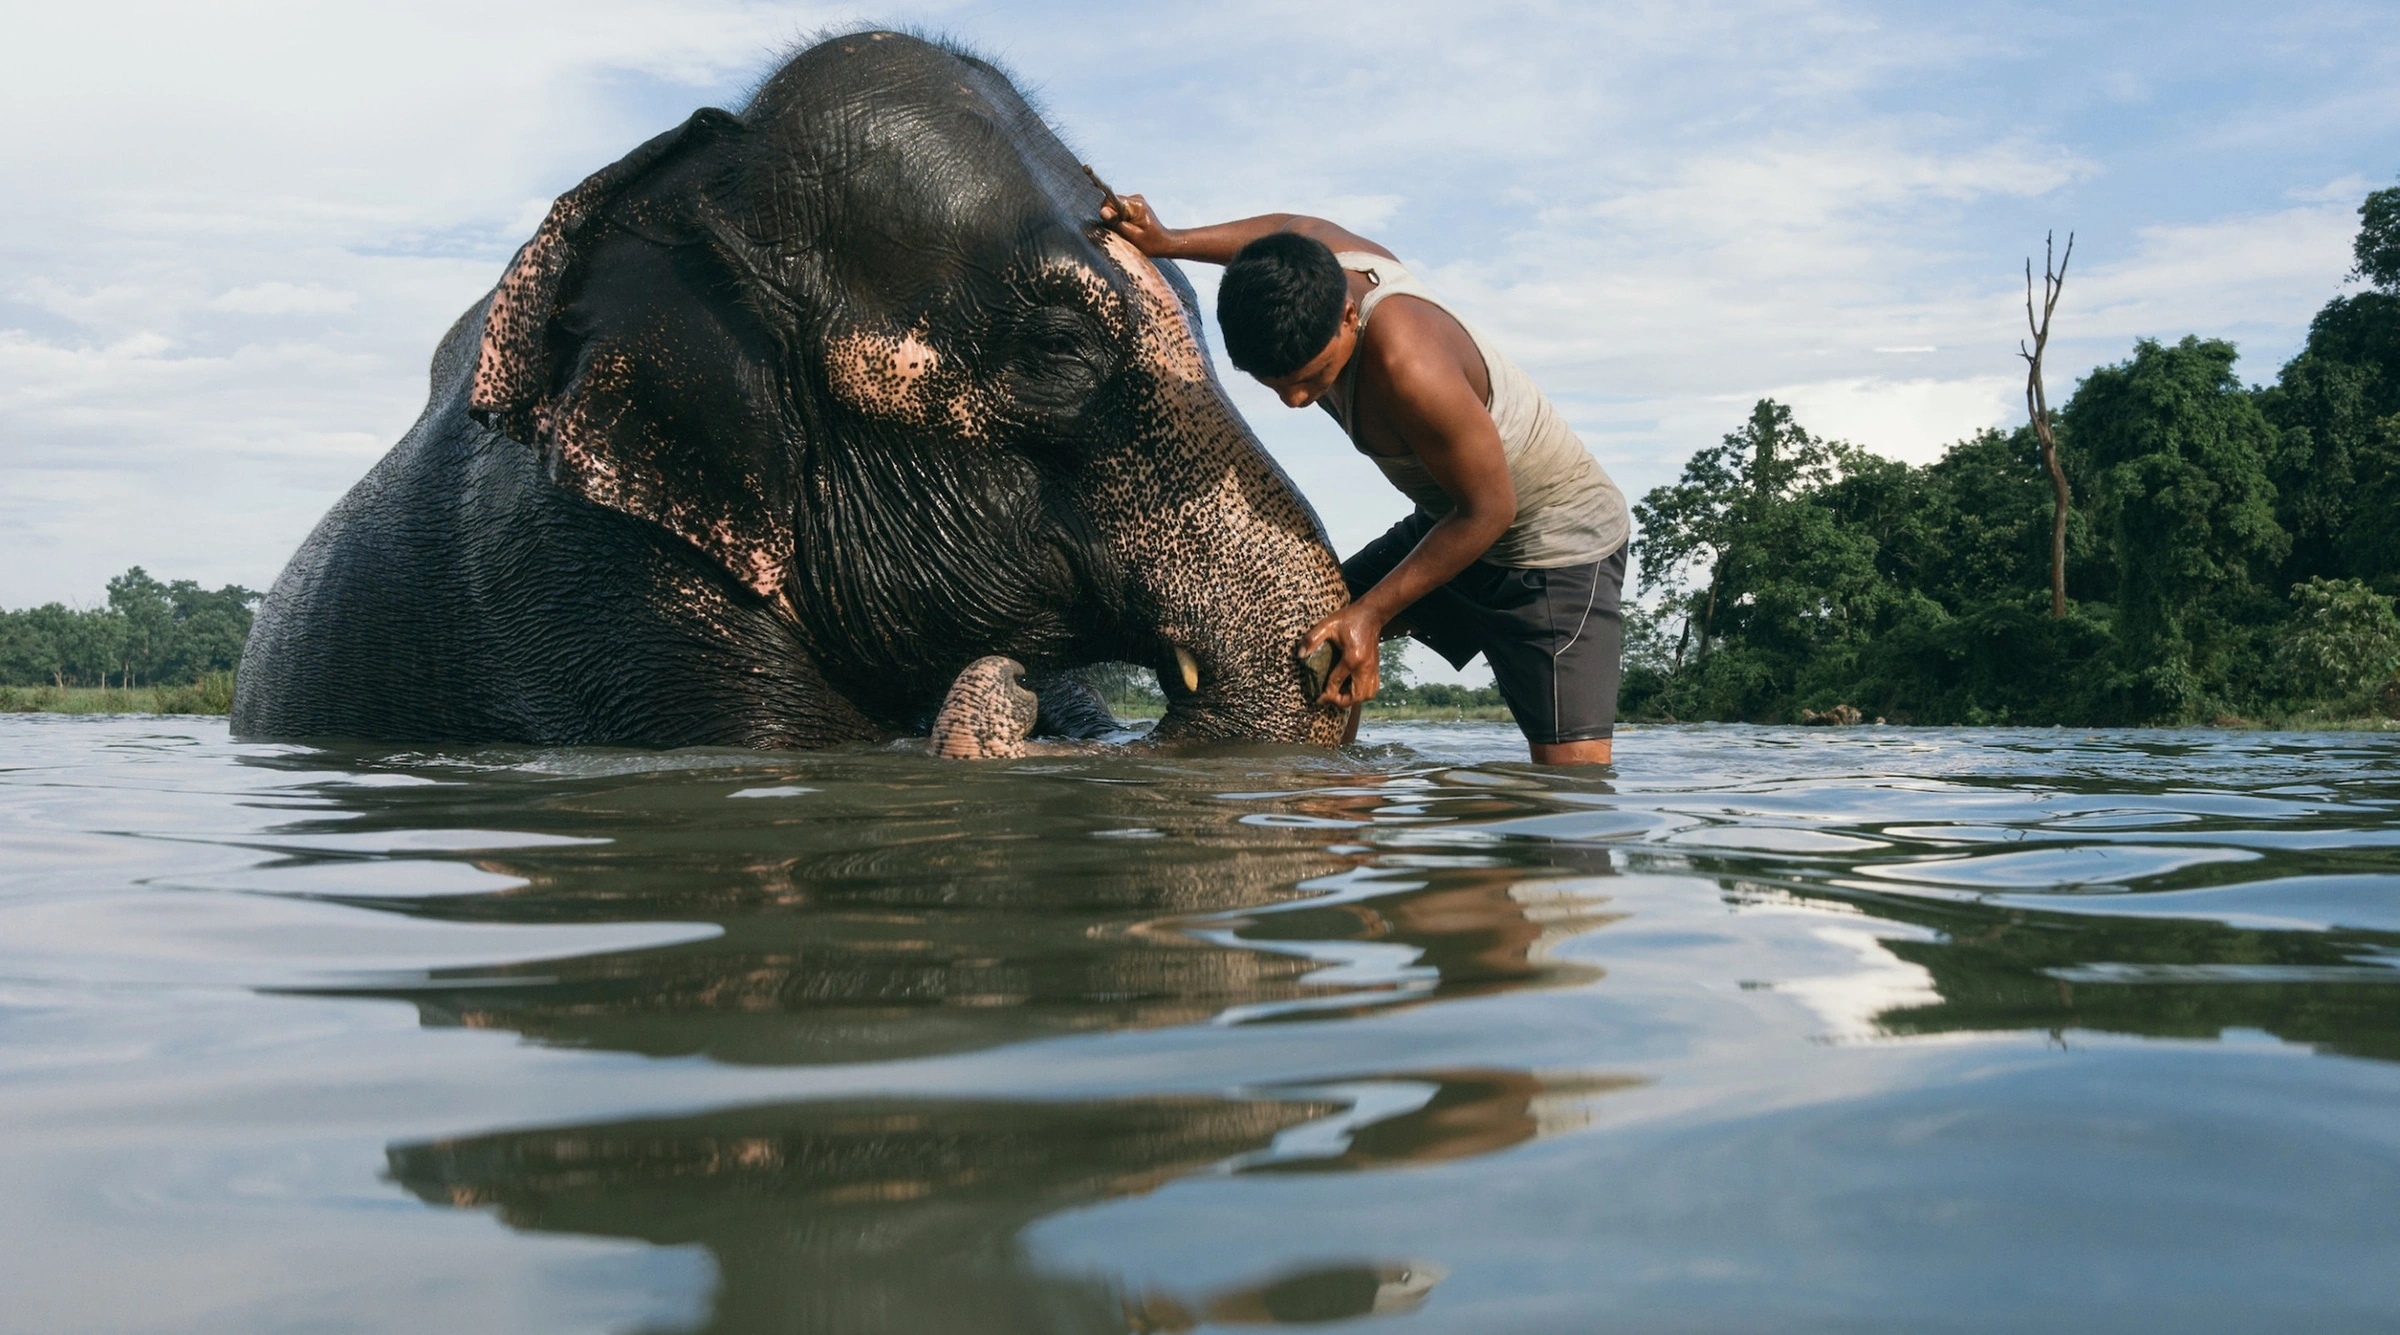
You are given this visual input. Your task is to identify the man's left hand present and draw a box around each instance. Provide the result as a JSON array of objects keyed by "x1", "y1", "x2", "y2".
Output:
[
  {"x1": 1299, "y1": 603, "x2": 1385, "y2": 708},
  {"x1": 1100, "y1": 194, "x2": 1176, "y2": 258}
]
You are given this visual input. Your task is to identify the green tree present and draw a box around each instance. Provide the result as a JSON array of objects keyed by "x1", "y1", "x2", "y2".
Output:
[
  {"x1": 2352, "y1": 180, "x2": 2400, "y2": 291},
  {"x1": 1082, "y1": 661, "x2": 1162, "y2": 709},
  {"x1": 1377, "y1": 639, "x2": 1414, "y2": 698},
  {"x1": 2258, "y1": 184, "x2": 2400, "y2": 589},
  {"x1": 30, "y1": 603, "x2": 127, "y2": 686},
  {"x1": 1634, "y1": 400, "x2": 1843, "y2": 654},
  {"x1": 2275, "y1": 577, "x2": 2400, "y2": 701},
  {"x1": 0, "y1": 608, "x2": 62, "y2": 686},
  {"x1": 2061, "y1": 336, "x2": 2288, "y2": 719},
  {"x1": 0, "y1": 569, "x2": 259, "y2": 687},
  {"x1": 1635, "y1": 400, "x2": 1909, "y2": 719},
  {"x1": 1808, "y1": 429, "x2": 2116, "y2": 724},
  {"x1": 106, "y1": 567, "x2": 175, "y2": 685},
  {"x1": 157, "y1": 579, "x2": 260, "y2": 681}
]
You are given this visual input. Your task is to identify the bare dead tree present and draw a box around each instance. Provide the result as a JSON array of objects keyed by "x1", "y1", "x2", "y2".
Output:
[{"x1": 2020, "y1": 231, "x2": 2074, "y2": 619}]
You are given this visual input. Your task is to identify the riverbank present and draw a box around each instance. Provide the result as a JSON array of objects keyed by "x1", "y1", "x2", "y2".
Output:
[
  {"x1": 6, "y1": 682, "x2": 2387, "y2": 730},
  {"x1": 0, "y1": 674, "x2": 233, "y2": 716},
  {"x1": 0, "y1": 686, "x2": 1504, "y2": 724},
  {"x1": 1108, "y1": 699, "x2": 2399, "y2": 729}
]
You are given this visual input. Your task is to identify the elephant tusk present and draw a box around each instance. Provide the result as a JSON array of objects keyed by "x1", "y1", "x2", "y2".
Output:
[{"x1": 1174, "y1": 645, "x2": 1201, "y2": 694}]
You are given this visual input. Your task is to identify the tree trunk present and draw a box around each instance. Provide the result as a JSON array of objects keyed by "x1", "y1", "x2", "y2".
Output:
[
  {"x1": 2043, "y1": 438, "x2": 2070, "y2": 618},
  {"x1": 2021, "y1": 232, "x2": 2074, "y2": 619},
  {"x1": 1698, "y1": 560, "x2": 1725, "y2": 656}
]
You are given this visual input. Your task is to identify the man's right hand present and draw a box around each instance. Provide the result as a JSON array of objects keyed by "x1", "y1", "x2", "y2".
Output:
[
  {"x1": 1101, "y1": 194, "x2": 1177, "y2": 258},
  {"x1": 1299, "y1": 602, "x2": 1387, "y2": 709}
]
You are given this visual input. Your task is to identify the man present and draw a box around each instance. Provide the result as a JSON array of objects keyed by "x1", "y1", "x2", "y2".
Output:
[{"x1": 1103, "y1": 197, "x2": 1631, "y2": 764}]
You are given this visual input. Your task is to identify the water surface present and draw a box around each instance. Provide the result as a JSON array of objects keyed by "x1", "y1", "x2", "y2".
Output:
[{"x1": 3, "y1": 716, "x2": 2397, "y2": 1332}]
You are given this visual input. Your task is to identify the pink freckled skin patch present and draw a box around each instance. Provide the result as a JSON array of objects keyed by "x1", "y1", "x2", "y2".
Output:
[
  {"x1": 888, "y1": 335, "x2": 938, "y2": 383},
  {"x1": 826, "y1": 329, "x2": 944, "y2": 420},
  {"x1": 1097, "y1": 233, "x2": 1208, "y2": 383}
]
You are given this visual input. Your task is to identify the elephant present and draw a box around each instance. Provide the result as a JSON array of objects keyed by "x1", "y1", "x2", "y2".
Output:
[{"x1": 232, "y1": 31, "x2": 1349, "y2": 751}]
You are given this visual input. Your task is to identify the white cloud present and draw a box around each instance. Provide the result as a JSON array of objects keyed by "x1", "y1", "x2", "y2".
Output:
[
  {"x1": 209, "y1": 283, "x2": 356, "y2": 316},
  {"x1": 2062, "y1": 203, "x2": 2362, "y2": 349},
  {"x1": 1771, "y1": 376, "x2": 2023, "y2": 464}
]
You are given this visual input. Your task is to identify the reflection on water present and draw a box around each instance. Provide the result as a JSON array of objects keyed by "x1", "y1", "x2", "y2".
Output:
[
  {"x1": 387, "y1": 1069, "x2": 1611, "y2": 1334},
  {"x1": 271, "y1": 763, "x2": 1617, "y2": 1064},
  {"x1": 1739, "y1": 879, "x2": 2400, "y2": 1063},
  {"x1": 4, "y1": 718, "x2": 2400, "y2": 1332},
  {"x1": 255, "y1": 733, "x2": 2400, "y2": 1072}
]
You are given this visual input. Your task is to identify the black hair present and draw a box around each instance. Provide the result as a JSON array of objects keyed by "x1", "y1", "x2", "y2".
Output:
[{"x1": 1217, "y1": 233, "x2": 1346, "y2": 379}]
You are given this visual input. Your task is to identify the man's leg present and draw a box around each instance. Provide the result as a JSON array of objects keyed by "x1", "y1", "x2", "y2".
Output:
[
  {"x1": 1473, "y1": 548, "x2": 1625, "y2": 767},
  {"x1": 1530, "y1": 737, "x2": 1612, "y2": 765}
]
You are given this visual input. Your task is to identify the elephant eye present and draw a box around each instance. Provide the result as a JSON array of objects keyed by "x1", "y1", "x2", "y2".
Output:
[{"x1": 1001, "y1": 306, "x2": 1116, "y2": 414}]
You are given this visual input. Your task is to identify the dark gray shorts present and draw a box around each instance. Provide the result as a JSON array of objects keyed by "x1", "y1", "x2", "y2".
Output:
[{"x1": 1343, "y1": 513, "x2": 1626, "y2": 744}]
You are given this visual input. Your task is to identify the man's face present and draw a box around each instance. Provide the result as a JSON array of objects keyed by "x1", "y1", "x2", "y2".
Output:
[{"x1": 1253, "y1": 302, "x2": 1359, "y2": 409}]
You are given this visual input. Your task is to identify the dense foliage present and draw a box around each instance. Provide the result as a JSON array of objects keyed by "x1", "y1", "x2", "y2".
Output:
[
  {"x1": 1626, "y1": 183, "x2": 2400, "y2": 726},
  {"x1": 0, "y1": 568, "x2": 260, "y2": 688}
]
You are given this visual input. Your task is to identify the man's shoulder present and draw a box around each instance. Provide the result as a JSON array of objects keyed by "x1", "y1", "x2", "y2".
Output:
[{"x1": 1360, "y1": 297, "x2": 1478, "y2": 390}]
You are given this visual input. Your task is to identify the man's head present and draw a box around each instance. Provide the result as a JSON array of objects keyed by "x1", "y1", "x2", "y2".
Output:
[{"x1": 1219, "y1": 233, "x2": 1356, "y2": 407}]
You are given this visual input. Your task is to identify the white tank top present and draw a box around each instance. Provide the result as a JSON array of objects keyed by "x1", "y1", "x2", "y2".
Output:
[{"x1": 1328, "y1": 251, "x2": 1630, "y2": 568}]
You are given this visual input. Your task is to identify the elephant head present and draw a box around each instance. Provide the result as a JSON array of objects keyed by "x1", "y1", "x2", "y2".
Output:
[{"x1": 467, "y1": 32, "x2": 1349, "y2": 746}]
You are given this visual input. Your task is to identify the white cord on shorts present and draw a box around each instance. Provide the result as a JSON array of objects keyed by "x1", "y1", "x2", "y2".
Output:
[{"x1": 1558, "y1": 559, "x2": 1602, "y2": 655}]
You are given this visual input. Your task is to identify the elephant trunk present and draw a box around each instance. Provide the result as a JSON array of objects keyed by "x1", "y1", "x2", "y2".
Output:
[{"x1": 1082, "y1": 236, "x2": 1351, "y2": 747}]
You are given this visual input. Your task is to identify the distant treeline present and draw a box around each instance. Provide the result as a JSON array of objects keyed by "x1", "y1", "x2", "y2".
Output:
[
  {"x1": 0, "y1": 568, "x2": 260, "y2": 688},
  {"x1": 1086, "y1": 655, "x2": 1510, "y2": 717},
  {"x1": 1626, "y1": 183, "x2": 2400, "y2": 727}
]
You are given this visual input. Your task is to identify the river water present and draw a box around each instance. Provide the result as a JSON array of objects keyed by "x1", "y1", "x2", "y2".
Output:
[{"x1": 2, "y1": 715, "x2": 2396, "y2": 1333}]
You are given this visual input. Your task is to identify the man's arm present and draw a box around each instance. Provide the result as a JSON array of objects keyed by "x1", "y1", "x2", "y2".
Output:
[
  {"x1": 1103, "y1": 196, "x2": 1395, "y2": 265},
  {"x1": 1301, "y1": 319, "x2": 1517, "y2": 708}
]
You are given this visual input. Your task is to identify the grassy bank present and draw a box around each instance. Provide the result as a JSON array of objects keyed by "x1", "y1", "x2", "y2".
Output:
[
  {"x1": 1363, "y1": 702, "x2": 1515, "y2": 722},
  {"x1": 8, "y1": 676, "x2": 2384, "y2": 730},
  {"x1": 2237, "y1": 705, "x2": 2400, "y2": 731},
  {"x1": 0, "y1": 672, "x2": 235, "y2": 716}
]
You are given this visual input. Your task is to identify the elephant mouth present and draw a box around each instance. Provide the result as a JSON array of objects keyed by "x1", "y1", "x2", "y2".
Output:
[{"x1": 1142, "y1": 632, "x2": 1341, "y2": 740}]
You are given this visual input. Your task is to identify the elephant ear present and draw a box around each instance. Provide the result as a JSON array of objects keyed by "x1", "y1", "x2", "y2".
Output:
[
  {"x1": 469, "y1": 110, "x2": 728, "y2": 441},
  {"x1": 469, "y1": 108, "x2": 801, "y2": 612}
]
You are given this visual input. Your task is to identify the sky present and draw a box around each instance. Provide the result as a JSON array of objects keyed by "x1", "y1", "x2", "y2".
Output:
[{"x1": 3, "y1": 1, "x2": 2396, "y2": 683}]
